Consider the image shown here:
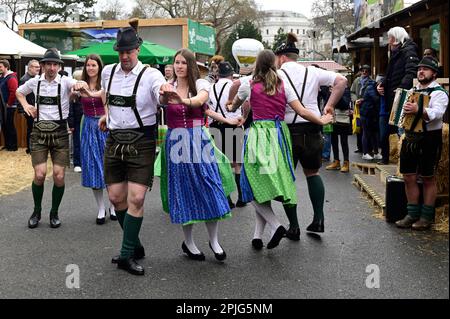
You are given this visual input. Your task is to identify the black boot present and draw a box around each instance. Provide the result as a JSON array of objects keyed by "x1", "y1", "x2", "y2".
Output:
[
  {"x1": 28, "y1": 211, "x2": 41, "y2": 229},
  {"x1": 50, "y1": 212, "x2": 61, "y2": 228},
  {"x1": 235, "y1": 174, "x2": 247, "y2": 207}
]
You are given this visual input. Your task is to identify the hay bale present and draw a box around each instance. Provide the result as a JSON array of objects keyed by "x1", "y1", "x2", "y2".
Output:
[
  {"x1": 436, "y1": 123, "x2": 449, "y2": 195},
  {"x1": 434, "y1": 204, "x2": 449, "y2": 234}
]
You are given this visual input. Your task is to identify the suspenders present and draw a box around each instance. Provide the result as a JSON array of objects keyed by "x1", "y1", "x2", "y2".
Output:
[
  {"x1": 281, "y1": 67, "x2": 308, "y2": 124},
  {"x1": 107, "y1": 64, "x2": 148, "y2": 129},
  {"x1": 212, "y1": 82, "x2": 229, "y2": 118},
  {"x1": 36, "y1": 79, "x2": 63, "y2": 122}
]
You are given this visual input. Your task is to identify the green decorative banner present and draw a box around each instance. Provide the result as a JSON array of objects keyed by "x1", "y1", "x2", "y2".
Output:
[
  {"x1": 187, "y1": 19, "x2": 216, "y2": 56},
  {"x1": 430, "y1": 24, "x2": 440, "y2": 51}
]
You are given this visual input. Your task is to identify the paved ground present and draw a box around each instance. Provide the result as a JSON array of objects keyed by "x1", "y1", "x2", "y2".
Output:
[{"x1": 0, "y1": 135, "x2": 448, "y2": 299}]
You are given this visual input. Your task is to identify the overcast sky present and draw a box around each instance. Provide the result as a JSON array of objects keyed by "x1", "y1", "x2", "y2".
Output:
[{"x1": 96, "y1": 0, "x2": 315, "y2": 19}]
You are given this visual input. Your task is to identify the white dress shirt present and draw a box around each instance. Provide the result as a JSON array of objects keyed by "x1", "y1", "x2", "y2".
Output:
[
  {"x1": 102, "y1": 61, "x2": 166, "y2": 129},
  {"x1": 418, "y1": 81, "x2": 449, "y2": 131},
  {"x1": 16, "y1": 73, "x2": 76, "y2": 121},
  {"x1": 279, "y1": 61, "x2": 337, "y2": 124},
  {"x1": 207, "y1": 78, "x2": 241, "y2": 124}
]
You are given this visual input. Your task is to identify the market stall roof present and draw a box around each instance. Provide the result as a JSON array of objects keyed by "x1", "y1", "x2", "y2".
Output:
[
  {"x1": 298, "y1": 60, "x2": 349, "y2": 72},
  {"x1": 0, "y1": 23, "x2": 47, "y2": 56},
  {"x1": 67, "y1": 40, "x2": 177, "y2": 65}
]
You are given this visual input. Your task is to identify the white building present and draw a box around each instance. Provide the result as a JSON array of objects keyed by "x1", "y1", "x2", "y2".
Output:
[{"x1": 260, "y1": 10, "x2": 313, "y2": 59}]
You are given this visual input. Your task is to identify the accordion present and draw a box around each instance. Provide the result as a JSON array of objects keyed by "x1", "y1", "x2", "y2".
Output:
[{"x1": 389, "y1": 88, "x2": 430, "y2": 132}]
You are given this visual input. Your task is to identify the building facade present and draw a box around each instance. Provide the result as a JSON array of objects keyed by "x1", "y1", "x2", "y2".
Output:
[{"x1": 260, "y1": 10, "x2": 313, "y2": 59}]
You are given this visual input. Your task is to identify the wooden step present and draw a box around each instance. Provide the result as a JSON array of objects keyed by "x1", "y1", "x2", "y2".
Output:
[
  {"x1": 376, "y1": 164, "x2": 398, "y2": 184},
  {"x1": 352, "y1": 162, "x2": 377, "y2": 175},
  {"x1": 353, "y1": 173, "x2": 386, "y2": 211}
]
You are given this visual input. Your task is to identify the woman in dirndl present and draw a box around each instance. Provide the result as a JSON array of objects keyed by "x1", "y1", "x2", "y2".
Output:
[
  {"x1": 78, "y1": 54, "x2": 116, "y2": 224},
  {"x1": 228, "y1": 50, "x2": 332, "y2": 250},
  {"x1": 157, "y1": 49, "x2": 238, "y2": 261}
]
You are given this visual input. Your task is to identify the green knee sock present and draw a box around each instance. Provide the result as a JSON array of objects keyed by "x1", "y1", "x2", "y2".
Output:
[
  {"x1": 407, "y1": 203, "x2": 421, "y2": 219},
  {"x1": 283, "y1": 204, "x2": 299, "y2": 228},
  {"x1": 116, "y1": 208, "x2": 143, "y2": 248},
  {"x1": 120, "y1": 213, "x2": 143, "y2": 259},
  {"x1": 50, "y1": 184, "x2": 65, "y2": 215},
  {"x1": 421, "y1": 204, "x2": 435, "y2": 221},
  {"x1": 32, "y1": 182, "x2": 44, "y2": 214},
  {"x1": 306, "y1": 175, "x2": 325, "y2": 222}
]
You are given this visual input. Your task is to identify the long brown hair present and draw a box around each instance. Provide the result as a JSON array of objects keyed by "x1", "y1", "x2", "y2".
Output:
[
  {"x1": 172, "y1": 49, "x2": 200, "y2": 96},
  {"x1": 252, "y1": 49, "x2": 282, "y2": 96},
  {"x1": 81, "y1": 54, "x2": 103, "y2": 91}
]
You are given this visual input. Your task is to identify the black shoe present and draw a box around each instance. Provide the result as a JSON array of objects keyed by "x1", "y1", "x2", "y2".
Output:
[
  {"x1": 117, "y1": 257, "x2": 145, "y2": 276},
  {"x1": 228, "y1": 197, "x2": 235, "y2": 209},
  {"x1": 209, "y1": 242, "x2": 226, "y2": 261},
  {"x1": 96, "y1": 217, "x2": 105, "y2": 225},
  {"x1": 235, "y1": 200, "x2": 247, "y2": 207},
  {"x1": 354, "y1": 149, "x2": 362, "y2": 153},
  {"x1": 28, "y1": 211, "x2": 41, "y2": 229},
  {"x1": 50, "y1": 214, "x2": 61, "y2": 228},
  {"x1": 286, "y1": 226, "x2": 300, "y2": 241},
  {"x1": 181, "y1": 242, "x2": 205, "y2": 261},
  {"x1": 306, "y1": 220, "x2": 324, "y2": 233},
  {"x1": 111, "y1": 246, "x2": 145, "y2": 264},
  {"x1": 251, "y1": 238, "x2": 263, "y2": 250},
  {"x1": 267, "y1": 226, "x2": 286, "y2": 249},
  {"x1": 109, "y1": 208, "x2": 117, "y2": 221}
]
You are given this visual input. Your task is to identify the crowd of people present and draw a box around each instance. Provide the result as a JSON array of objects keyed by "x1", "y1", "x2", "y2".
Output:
[{"x1": 1, "y1": 20, "x2": 447, "y2": 276}]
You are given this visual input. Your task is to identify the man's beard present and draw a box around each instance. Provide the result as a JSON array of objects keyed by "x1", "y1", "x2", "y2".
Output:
[{"x1": 418, "y1": 75, "x2": 434, "y2": 85}]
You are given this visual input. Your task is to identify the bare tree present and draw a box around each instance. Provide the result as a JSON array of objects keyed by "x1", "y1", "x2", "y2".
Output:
[
  {"x1": 131, "y1": 0, "x2": 260, "y2": 54},
  {"x1": 0, "y1": 0, "x2": 35, "y2": 30},
  {"x1": 312, "y1": 0, "x2": 354, "y2": 37},
  {"x1": 99, "y1": 0, "x2": 126, "y2": 20}
]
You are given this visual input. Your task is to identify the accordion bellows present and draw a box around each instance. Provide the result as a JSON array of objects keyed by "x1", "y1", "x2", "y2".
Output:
[{"x1": 389, "y1": 88, "x2": 430, "y2": 132}]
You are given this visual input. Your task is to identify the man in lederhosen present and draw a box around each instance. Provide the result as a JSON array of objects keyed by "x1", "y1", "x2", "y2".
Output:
[
  {"x1": 98, "y1": 19, "x2": 169, "y2": 276},
  {"x1": 16, "y1": 48, "x2": 87, "y2": 229},
  {"x1": 275, "y1": 33, "x2": 347, "y2": 238}
]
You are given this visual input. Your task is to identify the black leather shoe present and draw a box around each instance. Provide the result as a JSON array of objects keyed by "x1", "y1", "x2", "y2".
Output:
[
  {"x1": 354, "y1": 149, "x2": 362, "y2": 153},
  {"x1": 117, "y1": 257, "x2": 145, "y2": 276},
  {"x1": 236, "y1": 200, "x2": 247, "y2": 207},
  {"x1": 96, "y1": 217, "x2": 105, "y2": 225},
  {"x1": 209, "y1": 242, "x2": 226, "y2": 261},
  {"x1": 28, "y1": 212, "x2": 41, "y2": 229},
  {"x1": 286, "y1": 226, "x2": 300, "y2": 241},
  {"x1": 251, "y1": 238, "x2": 263, "y2": 250},
  {"x1": 112, "y1": 245, "x2": 145, "y2": 264},
  {"x1": 267, "y1": 226, "x2": 286, "y2": 249},
  {"x1": 50, "y1": 214, "x2": 61, "y2": 228},
  {"x1": 109, "y1": 208, "x2": 117, "y2": 221},
  {"x1": 306, "y1": 220, "x2": 324, "y2": 233},
  {"x1": 182, "y1": 242, "x2": 205, "y2": 261}
]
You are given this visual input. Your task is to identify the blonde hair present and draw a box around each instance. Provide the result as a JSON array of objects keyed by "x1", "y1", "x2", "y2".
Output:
[
  {"x1": 72, "y1": 70, "x2": 83, "y2": 81},
  {"x1": 252, "y1": 50, "x2": 281, "y2": 96}
]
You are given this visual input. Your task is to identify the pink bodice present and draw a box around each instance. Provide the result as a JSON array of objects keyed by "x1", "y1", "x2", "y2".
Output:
[
  {"x1": 80, "y1": 97, "x2": 105, "y2": 117},
  {"x1": 249, "y1": 82, "x2": 287, "y2": 121},
  {"x1": 166, "y1": 103, "x2": 206, "y2": 129}
]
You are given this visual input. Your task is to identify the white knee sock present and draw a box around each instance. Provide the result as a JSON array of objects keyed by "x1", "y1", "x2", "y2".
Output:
[
  {"x1": 109, "y1": 204, "x2": 116, "y2": 216},
  {"x1": 253, "y1": 211, "x2": 267, "y2": 239},
  {"x1": 182, "y1": 224, "x2": 201, "y2": 254},
  {"x1": 205, "y1": 221, "x2": 223, "y2": 254},
  {"x1": 93, "y1": 189, "x2": 106, "y2": 218},
  {"x1": 251, "y1": 201, "x2": 281, "y2": 235}
]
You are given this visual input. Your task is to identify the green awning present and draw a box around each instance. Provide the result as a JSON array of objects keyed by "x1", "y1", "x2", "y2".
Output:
[{"x1": 67, "y1": 40, "x2": 176, "y2": 65}]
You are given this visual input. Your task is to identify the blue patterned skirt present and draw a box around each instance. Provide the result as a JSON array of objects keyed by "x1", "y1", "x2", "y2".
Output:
[
  {"x1": 80, "y1": 115, "x2": 108, "y2": 189},
  {"x1": 163, "y1": 126, "x2": 232, "y2": 225}
]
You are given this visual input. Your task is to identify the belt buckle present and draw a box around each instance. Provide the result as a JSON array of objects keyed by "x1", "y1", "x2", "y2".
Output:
[
  {"x1": 35, "y1": 121, "x2": 60, "y2": 132},
  {"x1": 111, "y1": 129, "x2": 144, "y2": 144}
]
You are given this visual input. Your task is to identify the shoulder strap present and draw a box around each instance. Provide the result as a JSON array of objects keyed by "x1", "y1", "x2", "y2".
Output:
[
  {"x1": 106, "y1": 64, "x2": 118, "y2": 101},
  {"x1": 36, "y1": 80, "x2": 41, "y2": 122},
  {"x1": 57, "y1": 82, "x2": 62, "y2": 120},
  {"x1": 131, "y1": 66, "x2": 149, "y2": 129},
  {"x1": 281, "y1": 67, "x2": 308, "y2": 124},
  {"x1": 212, "y1": 82, "x2": 228, "y2": 118}
]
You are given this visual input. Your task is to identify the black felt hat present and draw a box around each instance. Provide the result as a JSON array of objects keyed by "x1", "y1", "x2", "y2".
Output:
[
  {"x1": 113, "y1": 18, "x2": 143, "y2": 52},
  {"x1": 218, "y1": 61, "x2": 234, "y2": 77},
  {"x1": 274, "y1": 33, "x2": 299, "y2": 56},
  {"x1": 417, "y1": 56, "x2": 439, "y2": 72},
  {"x1": 40, "y1": 48, "x2": 63, "y2": 64}
]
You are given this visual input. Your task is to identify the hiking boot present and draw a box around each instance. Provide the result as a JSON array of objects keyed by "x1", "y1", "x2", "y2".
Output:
[
  {"x1": 340, "y1": 161, "x2": 350, "y2": 173},
  {"x1": 326, "y1": 160, "x2": 340, "y2": 170},
  {"x1": 395, "y1": 215, "x2": 419, "y2": 228},
  {"x1": 412, "y1": 218, "x2": 433, "y2": 231}
]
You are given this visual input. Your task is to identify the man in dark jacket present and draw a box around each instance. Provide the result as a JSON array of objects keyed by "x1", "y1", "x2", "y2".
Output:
[
  {"x1": 377, "y1": 26, "x2": 419, "y2": 164},
  {"x1": 19, "y1": 59, "x2": 41, "y2": 154},
  {"x1": 0, "y1": 59, "x2": 19, "y2": 151}
]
